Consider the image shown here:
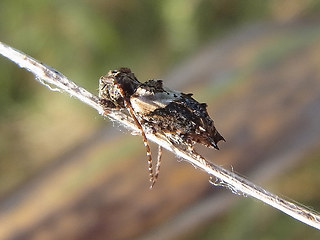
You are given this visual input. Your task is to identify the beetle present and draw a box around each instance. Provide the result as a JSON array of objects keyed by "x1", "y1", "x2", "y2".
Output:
[{"x1": 99, "y1": 68, "x2": 224, "y2": 188}]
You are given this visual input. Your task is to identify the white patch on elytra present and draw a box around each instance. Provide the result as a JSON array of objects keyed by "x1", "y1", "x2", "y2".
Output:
[{"x1": 130, "y1": 87, "x2": 182, "y2": 115}]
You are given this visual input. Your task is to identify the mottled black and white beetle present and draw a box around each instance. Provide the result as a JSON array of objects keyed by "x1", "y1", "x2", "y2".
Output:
[{"x1": 99, "y1": 67, "x2": 225, "y2": 188}]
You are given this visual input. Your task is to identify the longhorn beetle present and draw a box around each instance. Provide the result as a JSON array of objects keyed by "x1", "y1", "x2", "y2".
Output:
[{"x1": 99, "y1": 68, "x2": 225, "y2": 188}]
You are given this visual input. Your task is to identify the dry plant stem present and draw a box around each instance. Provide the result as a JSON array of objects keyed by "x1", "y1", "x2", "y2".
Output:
[{"x1": 1, "y1": 41, "x2": 320, "y2": 230}]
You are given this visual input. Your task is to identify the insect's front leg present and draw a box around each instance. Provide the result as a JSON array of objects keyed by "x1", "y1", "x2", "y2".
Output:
[
  {"x1": 153, "y1": 145, "x2": 162, "y2": 184},
  {"x1": 99, "y1": 98, "x2": 117, "y2": 108},
  {"x1": 99, "y1": 99, "x2": 120, "y2": 115}
]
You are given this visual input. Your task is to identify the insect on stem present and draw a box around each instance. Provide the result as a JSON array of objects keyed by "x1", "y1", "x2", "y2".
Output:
[{"x1": 98, "y1": 68, "x2": 224, "y2": 188}]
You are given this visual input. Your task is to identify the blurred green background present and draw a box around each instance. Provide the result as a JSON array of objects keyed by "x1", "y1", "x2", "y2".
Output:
[{"x1": 1, "y1": 1, "x2": 320, "y2": 240}]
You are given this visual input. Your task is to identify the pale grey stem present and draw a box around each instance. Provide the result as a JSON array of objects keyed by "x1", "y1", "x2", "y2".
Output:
[{"x1": 0, "y1": 41, "x2": 319, "y2": 230}]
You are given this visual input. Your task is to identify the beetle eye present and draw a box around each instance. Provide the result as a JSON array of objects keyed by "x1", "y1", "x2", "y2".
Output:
[{"x1": 101, "y1": 83, "x2": 107, "y2": 90}]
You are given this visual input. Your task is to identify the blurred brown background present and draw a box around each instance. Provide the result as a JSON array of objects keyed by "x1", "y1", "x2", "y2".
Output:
[{"x1": 1, "y1": 1, "x2": 320, "y2": 239}]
